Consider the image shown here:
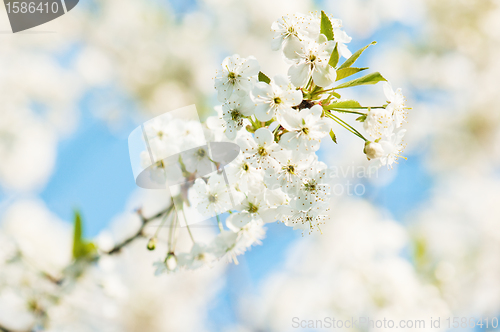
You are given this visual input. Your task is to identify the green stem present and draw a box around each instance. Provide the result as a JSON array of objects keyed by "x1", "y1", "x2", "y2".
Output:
[
  {"x1": 325, "y1": 112, "x2": 367, "y2": 141},
  {"x1": 182, "y1": 213, "x2": 196, "y2": 246},
  {"x1": 314, "y1": 87, "x2": 335, "y2": 95},
  {"x1": 153, "y1": 210, "x2": 170, "y2": 239},
  {"x1": 172, "y1": 214, "x2": 180, "y2": 251},
  {"x1": 168, "y1": 212, "x2": 177, "y2": 252},
  {"x1": 185, "y1": 223, "x2": 195, "y2": 244},
  {"x1": 272, "y1": 124, "x2": 280, "y2": 135},
  {"x1": 328, "y1": 108, "x2": 366, "y2": 115},
  {"x1": 304, "y1": 76, "x2": 313, "y2": 91},
  {"x1": 324, "y1": 106, "x2": 386, "y2": 110},
  {"x1": 248, "y1": 116, "x2": 261, "y2": 131},
  {"x1": 216, "y1": 214, "x2": 223, "y2": 232}
]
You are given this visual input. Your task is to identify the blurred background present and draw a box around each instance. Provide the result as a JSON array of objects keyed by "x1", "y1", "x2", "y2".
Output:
[{"x1": 1, "y1": 0, "x2": 500, "y2": 331}]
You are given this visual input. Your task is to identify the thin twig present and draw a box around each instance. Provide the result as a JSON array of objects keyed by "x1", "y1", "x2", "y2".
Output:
[
  {"x1": 0, "y1": 204, "x2": 175, "y2": 332},
  {"x1": 180, "y1": 208, "x2": 196, "y2": 244},
  {"x1": 216, "y1": 214, "x2": 223, "y2": 232},
  {"x1": 328, "y1": 108, "x2": 366, "y2": 115},
  {"x1": 105, "y1": 203, "x2": 174, "y2": 255},
  {"x1": 325, "y1": 112, "x2": 367, "y2": 141}
]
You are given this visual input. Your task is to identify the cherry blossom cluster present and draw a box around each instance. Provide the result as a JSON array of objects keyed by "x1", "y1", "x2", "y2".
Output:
[{"x1": 148, "y1": 11, "x2": 411, "y2": 273}]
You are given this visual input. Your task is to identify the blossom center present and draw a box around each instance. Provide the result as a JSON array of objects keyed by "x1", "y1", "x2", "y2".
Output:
[
  {"x1": 286, "y1": 164, "x2": 296, "y2": 174},
  {"x1": 231, "y1": 109, "x2": 241, "y2": 121},
  {"x1": 242, "y1": 163, "x2": 249, "y2": 171},
  {"x1": 208, "y1": 194, "x2": 217, "y2": 203},
  {"x1": 248, "y1": 202, "x2": 259, "y2": 213},
  {"x1": 155, "y1": 160, "x2": 165, "y2": 169},
  {"x1": 301, "y1": 127, "x2": 310, "y2": 135},
  {"x1": 197, "y1": 148, "x2": 207, "y2": 158},
  {"x1": 304, "y1": 180, "x2": 317, "y2": 192},
  {"x1": 258, "y1": 146, "x2": 268, "y2": 156},
  {"x1": 273, "y1": 97, "x2": 282, "y2": 105},
  {"x1": 228, "y1": 72, "x2": 237, "y2": 81}
]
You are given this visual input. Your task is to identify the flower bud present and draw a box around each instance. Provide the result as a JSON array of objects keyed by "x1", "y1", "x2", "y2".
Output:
[
  {"x1": 147, "y1": 238, "x2": 157, "y2": 251},
  {"x1": 364, "y1": 141, "x2": 384, "y2": 160},
  {"x1": 165, "y1": 252, "x2": 177, "y2": 271}
]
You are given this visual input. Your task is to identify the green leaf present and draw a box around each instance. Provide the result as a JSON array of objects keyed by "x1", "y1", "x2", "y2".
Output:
[
  {"x1": 72, "y1": 211, "x2": 96, "y2": 260},
  {"x1": 84, "y1": 242, "x2": 97, "y2": 253},
  {"x1": 338, "y1": 41, "x2": 377, "y2": 70},
  {"x1": 329, "y1": 43, "x2": 339, "y2": 68},
  {"x1": 327, "y1": 100, "x2": 362, "y2": 109},
  {"x1": 330, "y1": 91, "x2": 341, "y2": 99},
  {"x1": 72, "y1": 210, "x2": 83, "y2": 259},
  {"x1": 258, "y1": 71, "x2": 271, "y2": 84},
  {"x1": 329, "y1": 129, "x2": 337, "y2": 144},
  {"x1": 335, "y1": 67, "x2": 368, "y2": 81},
  {"x1": 356, "y1": 114, "x2": 367, "y2": 122},
  {"x1": 334, "y1": 72, "x2": 387, "y2": 90},
  {"x1": 320, "y1": 11, "x2": 334, "y2": 41}
]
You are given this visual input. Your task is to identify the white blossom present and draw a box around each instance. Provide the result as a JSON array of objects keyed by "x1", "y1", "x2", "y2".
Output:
[
  {"x1": 226, "y1": 191, "x2": 280, "y2": 231},
  {"x1": 363, "y1": 107, "x2": 394, "y2": 139},
  {"x1": 383, "y1": 82, "x2": 408, "y2": 128},
  {"x1": 237, "y1": 128, "x2": 282, "y2": 170},
  {"x1": 264, "y1": 149, "x2": 314, "y2": 194},
  {"x1": 177, "y1": 243, "x2": 213, "y2": 270},
  {"x1": 333, "y1": 28, "x2": 352, "y2": 59},
  {"x1": 293, "y1": 165, "x2": 330, "y2": 210},
  {"x1": 225, "y1": 153, "x2": 264, "y2": 193},
  {"x1": 222, "y1": 95, "x2": 255, "y2": 140},
  {"x1": 286, "y1": 35, "x2": 336, "y2": 87},
  {"x1": 277, "y1": 199, "x2": 329, "y2": 233},
  {"x1": 209, "y1": 230, "x2": 241, "y2": 264},
  {"x1": 364, "y1": 141, "x2": 385, "y2": 160},
  {"x1": 250, "y1": 75, "x2": 302, "y2": 122},
  {"x1": 181, "y1": 146, "x2": 214, "y2": 174},
  {"x1": 271, "y1": 13, "x2": 320, "y2": 52},
  {"x1": 311, "y1": 13, "x2": 352, "y2": 59},
  {"x1": 370, "y1": 129, "x2": 407, "y2": 168},
  {"x1": 214, "y1": 54, "x2": 260, "y2": 102},
  {"x1": 279, "y1": 105, "x2": 330, "y2": 153},
  {"x1": 236, "y1": 220, "x2": 266, "y2": 249},
  {"x1": 188, "y1": 174, "x2": 238, "y2": 217},
  {"x1": 174, "y1": 119, "x2": 207, "y2": 151}
]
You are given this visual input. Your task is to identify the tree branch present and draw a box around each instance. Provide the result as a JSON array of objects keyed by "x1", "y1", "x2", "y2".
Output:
[
  {"x1": 104, "y1": 203, "x2": 174, "y2": 255},
  {"x1": 0, "y1": 204, "x2": 175, "y2": 332}
]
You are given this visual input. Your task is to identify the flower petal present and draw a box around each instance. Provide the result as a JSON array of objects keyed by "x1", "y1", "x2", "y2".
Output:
[
  {"x1": 255, "y1": 128, "x2": 274, "y2": 147},
  {"x1": 288, "y1": 63, "x2": 310, "y2": 88},
  {"x1": 282, "y1": 89, "x2": 303, "y2": 107},
  {"x1": 254, "y1": 103, "x2": 274, "y2": 122},
  {"x1": 283, "y1": 37, "x2": 304, "y2": 60},
  {"x1": 239, "y1": 56, "x2": 260, "y2": 77},
  {"x1": 312, "y1": 64, "x2": 336, "y2": 88}
]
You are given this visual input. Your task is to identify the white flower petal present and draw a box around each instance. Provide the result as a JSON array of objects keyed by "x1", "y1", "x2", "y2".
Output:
[
  {"x1": 288, "y1": 63, "x2": 310, "y2": 88},
  {"x1": 255, "y1": 128, "x2": 274, "y2": 147},
  {"x1": 312, "y1": 64, "x2": 336, "y2": 88}
]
